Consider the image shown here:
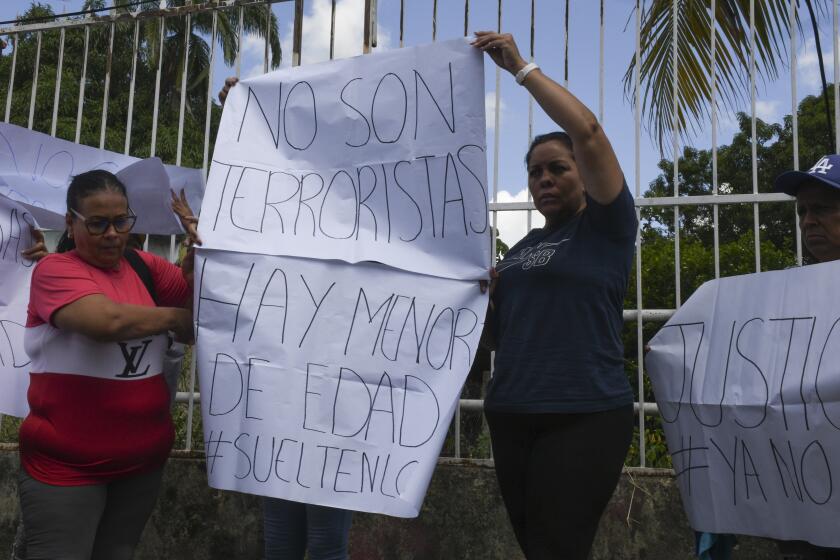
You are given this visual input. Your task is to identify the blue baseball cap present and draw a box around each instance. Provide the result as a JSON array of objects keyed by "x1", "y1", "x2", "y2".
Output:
[{"x1": 775, "y1": 154, "x2": 840, "y2": 196}]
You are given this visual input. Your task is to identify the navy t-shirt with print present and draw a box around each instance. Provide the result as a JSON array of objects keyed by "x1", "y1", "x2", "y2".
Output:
[{"x1": 485, "y1": 184, "x2": 637, "y2": 413}]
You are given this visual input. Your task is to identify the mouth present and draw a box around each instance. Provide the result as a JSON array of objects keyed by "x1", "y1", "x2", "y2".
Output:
[{"x1": 805, "y1": 232, "x2": 827, "y2": 243}]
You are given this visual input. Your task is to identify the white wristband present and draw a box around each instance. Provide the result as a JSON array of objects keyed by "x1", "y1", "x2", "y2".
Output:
[{"x1": 515, "y1": 62, "x2": 539, "y2": 85}]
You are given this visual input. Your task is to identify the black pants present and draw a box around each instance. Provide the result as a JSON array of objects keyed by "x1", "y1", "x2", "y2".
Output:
[{"x1": 485, "y1": 405, "x2": 634, "y2": 560}]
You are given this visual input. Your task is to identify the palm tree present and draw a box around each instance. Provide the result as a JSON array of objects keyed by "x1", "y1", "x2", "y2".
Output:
[
  {"x1": 623, "y1": 0, "x2": 831, "y2": 152},
  {"x1": 85, "y1": 0, "x2": 282, "y2": 115}
]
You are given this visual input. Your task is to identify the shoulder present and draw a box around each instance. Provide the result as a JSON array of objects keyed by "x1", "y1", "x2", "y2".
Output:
[
  {"x1": 135, "y1": 249, "x2": 178, "y2": 273},
  {"x1": 33, "y1": 251, "x2": 89, "y2": 279}
]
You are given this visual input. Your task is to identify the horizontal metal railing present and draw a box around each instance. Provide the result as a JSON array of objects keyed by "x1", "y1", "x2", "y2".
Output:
[{"x1": 0, "y1": 0, "x2": 826, "y2": 470}]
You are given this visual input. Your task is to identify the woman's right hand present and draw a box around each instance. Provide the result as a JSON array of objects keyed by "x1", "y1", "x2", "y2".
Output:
[
  {"x1": 21, "y1": 226, "x2": 48, "y2": 261},
  {"x1": 471, "y1": 31, "x2": 528, "y2": 76}
]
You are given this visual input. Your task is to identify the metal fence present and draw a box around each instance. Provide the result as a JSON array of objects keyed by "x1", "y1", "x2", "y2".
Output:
[{"x1": 0, "y1": 0, "x2": 834, "y2": 470}]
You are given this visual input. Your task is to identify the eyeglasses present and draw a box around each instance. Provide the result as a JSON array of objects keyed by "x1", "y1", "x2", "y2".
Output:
[{"x1": 70, "y1": 208, "x2": 138, "y2": 235}]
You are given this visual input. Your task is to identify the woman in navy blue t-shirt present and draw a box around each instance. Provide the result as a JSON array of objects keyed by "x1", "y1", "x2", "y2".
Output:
[{"x1": 473, "y1": 31, "x2": 637, "y2": 559}]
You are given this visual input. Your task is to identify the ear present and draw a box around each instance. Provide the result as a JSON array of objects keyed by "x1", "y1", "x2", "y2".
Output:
[{"x1": 65, "y1": 213, "x2": 73, "y2": 237}]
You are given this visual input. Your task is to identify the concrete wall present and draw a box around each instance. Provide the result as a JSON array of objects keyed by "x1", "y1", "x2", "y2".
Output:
[{"x1": 0, "y1": 446, "x2": 779, "y2": 559}]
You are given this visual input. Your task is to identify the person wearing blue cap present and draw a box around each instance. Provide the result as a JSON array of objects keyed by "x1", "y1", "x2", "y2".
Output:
[
  {"x1": 772, "y1": 154, "x2": 840, "y2": 560},
  {"x1": 775, "y1": 154, "x2": 840, "y2": 264}
]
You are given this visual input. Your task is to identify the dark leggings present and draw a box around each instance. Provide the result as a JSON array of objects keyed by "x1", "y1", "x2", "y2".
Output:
[
  {"x1": 485, "y1": 405, "x2": 634, "y2": 560},
  {"x1": 18, "y1": 467, "x2": 164, "y2": 560}
]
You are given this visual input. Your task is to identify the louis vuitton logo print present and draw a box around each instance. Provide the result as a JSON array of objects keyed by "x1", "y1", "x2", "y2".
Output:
[{"x1": 116, "y1": 339, "x2": 153, "y2": 378}]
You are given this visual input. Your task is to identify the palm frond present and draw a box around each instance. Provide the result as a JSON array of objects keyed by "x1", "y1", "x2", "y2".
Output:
[{"x1": 624, "y1": 0, "x2": 826, "y2": 152}]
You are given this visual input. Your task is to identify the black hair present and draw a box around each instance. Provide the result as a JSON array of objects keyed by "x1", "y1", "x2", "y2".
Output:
[
  {"x1": 524, "y1": 131, "x2": 574, "y2": 167},
  {"x1": 66, "y1": 169, "x2": 128, "y2": 212},
  {"x1": 58, "y1": 170, "x2": 129, "y2": 253}
]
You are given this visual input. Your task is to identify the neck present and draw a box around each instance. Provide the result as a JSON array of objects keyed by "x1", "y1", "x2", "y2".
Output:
[{"x1": 545, "y1": 200, "x2": 586, "y2": 229}]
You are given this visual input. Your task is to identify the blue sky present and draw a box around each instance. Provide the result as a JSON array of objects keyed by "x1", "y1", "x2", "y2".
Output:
[{"x1": 1, "y1": 0, "x2": 835, "y2": 242}]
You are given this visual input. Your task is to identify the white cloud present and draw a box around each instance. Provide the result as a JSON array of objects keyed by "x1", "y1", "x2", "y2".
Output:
[
  {"x1": 798, "y1": 37, "x2": 834, "y2": 92},
  {"x1": 241, "y1": 33, "x2": 270, "y2": 78},
  {"x1": 278, "y1": 0, "x2": 392, "y2": 67},
  {"x1": 493, "y1": 188, "x2": 544, "y2": 249},
  {"x1": 485, "y1": 91, "x2": 506, "y2": 131},
  {"x1": 755, "y1": 99, "x2": 781, "y2": 122}
]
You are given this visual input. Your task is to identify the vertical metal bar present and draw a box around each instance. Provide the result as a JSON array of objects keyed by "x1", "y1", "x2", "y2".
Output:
[
  {"x1": 463, "y1": 0, "x2": 469, "y2": 37},
  {"x1": 433, "y1": 0, "x2": 438, "y2": 42},
  {"x1": 75, "y1": 26, "x2": 89, "y2": 143},
  {"x1": 236, "y1": 5, "x2": 245, "y2": 76},
  {"x1": 526, "y1": 0, "x2": 535, "y2": 232},
  {"x1": 150, "y1": 17, "x2": 165, "y2": 157},
  {"x1": 400, "y1": 0, "x2": 405, "y2": 47},
  {"x1": 99, "y1": 23, "x2": 114, "y2": 149},
  {"x1": 292, "y1": 0, "x2": 303, "y2": 66},
  {"x1": 493, "y1": 0, "x2": 502, "y2": 213},
  {"x1": 634, "y1": 0, "x2": 645, "y2": 468},
  {"x1": 598, "y1": 0, "x2": 604, "y2": 122},
  {"x1": 264, "y1": 1, "x2": 271, "y2": 73},
  {"x1": 28, "y1": 31, "x2": 42, "y2": 130},
  {"x1": 563, "y1": 0, "x2": 569, "y2": 88},
  {"x1": 454, "y1": 398, "x2": 461, "y2": 458},
  {"x1": 711, "y1": 0, "x2": 719, "y2": 279},
  {"x1": 203, "y1": 10, "x2": 218, "y2": 176},
  {"x1": 330, "y1": 0, "x2": 336, "y2": 59},
  {"x1": 791, "y1": 0, "x2": 802, "y2": 266},
  {"x1": 5, "y1": 35, "x2": 17, "y2": 123},
  {"x1": 176, "y1": 13, "x2": 191, "y2": 166},
  {"x1": 489, "y1": 0, "x2": 502, "y2": 426},
  {"x1": 50, "y1": 28, "x2": 65, "y2": 137},
  {"x1": 363, "y1": 0, "x2": 373, "y2": 54},
  {"x1": 672, "y1": 0, "x2": 680, "y2": 307},
  {"x1": 185, "y1": 350, "x2": 198, "y2": 450},
  {"x1": 750, "y1": 0, "x2": 760, "y2": 272},
  {"x1": 834, "y1": 0, "x2": 839, "y2": 149},
  {"x1": 125, "y1": 19, "x2": 140, "y2": 154}
]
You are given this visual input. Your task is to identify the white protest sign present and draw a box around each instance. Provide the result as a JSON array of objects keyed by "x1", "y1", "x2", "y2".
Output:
[
  {"x1": 198, "y1": 38, "x2": 489, "y2": 281},
  {"x1": 646, "y1": 261, "x2": 840, "y2": 547},
  {"x1": 0, "y1": 197, "x2": 37, "y2": 418},
  {"x1": 194, "y1": 249, "x2": 486, "y2": 517},
  {"x1": 0, "y1": 123, "x2": 204, "y2": 233}
]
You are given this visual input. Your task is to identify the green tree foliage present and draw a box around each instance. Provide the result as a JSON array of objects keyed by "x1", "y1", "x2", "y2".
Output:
[
  {"x1": 622, "y1": 86, "x2": 835, "y2": 466},
  {"x1": 0, "y1": 1, "x2": 281, "y2": 168}
]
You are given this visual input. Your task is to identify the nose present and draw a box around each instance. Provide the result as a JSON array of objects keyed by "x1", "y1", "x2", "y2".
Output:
[
  {"x1": 102, "y1": 222, "x2": 120, "y2": 236},
  {"x1": 534, "y1": 169, "x2": 552, "y2": 189}
]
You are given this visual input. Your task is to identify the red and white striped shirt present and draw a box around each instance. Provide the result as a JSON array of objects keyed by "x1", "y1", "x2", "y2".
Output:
[{"x1": 20, "y1": 250, "x2": 190, "y2": 486}]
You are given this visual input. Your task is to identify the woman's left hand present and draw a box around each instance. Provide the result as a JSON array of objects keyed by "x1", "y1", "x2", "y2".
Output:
[
  {"x1": 170, "y1": 188, "x2": 202, "y2": 246},
  {"x1": 471, "y1": 31, "x2": 527, "y2": 76}
]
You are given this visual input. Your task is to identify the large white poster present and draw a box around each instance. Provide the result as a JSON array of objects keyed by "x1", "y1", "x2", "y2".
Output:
[
  {"x1": 0, "y1": 197, "x2": 38, "y2": 418},
  {"x1": 195, "y1": 250, "x2": 485, "y2": 516},
  {"x1": 196, "y1": 38, "x2": 489, "y2": 517},
  {"x1": 197, "y1": 38, "x2": 489, "y2": 281},
  {"x1": 646, "y1": 261, "x2": 840, "y2": 547},
  {"x1": 0, "y1": 123, "x2": 204, "y2": 233}
]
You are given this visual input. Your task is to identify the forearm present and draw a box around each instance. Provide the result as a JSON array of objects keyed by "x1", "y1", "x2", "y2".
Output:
[
  {"x1": 56, "y1": 297, "x2": 189, "y2": 342},
  {"x1": 102, "y1": 304, "x2": 188, "y2": 342}
]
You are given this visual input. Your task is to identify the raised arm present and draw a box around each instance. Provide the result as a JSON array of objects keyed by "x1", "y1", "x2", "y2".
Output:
[
  {"x1": 53, "y1": 295, "x2": 193, "y2": 344},
  {"x1": 472, "y1": 31, "x2": 624, "y2": 205}
]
